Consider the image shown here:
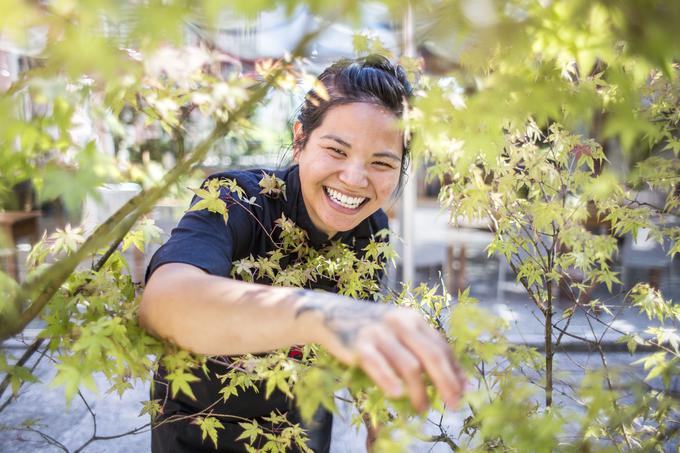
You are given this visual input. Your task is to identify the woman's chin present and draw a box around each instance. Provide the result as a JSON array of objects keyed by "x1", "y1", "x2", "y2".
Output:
[{"x1": 324, "y1": 216, "x2": 366, "y2": 236}]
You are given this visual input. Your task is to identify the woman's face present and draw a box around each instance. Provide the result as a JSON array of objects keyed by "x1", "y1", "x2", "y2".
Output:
[{"x1": 294, "y1": 102, "x2": 403, "y2": 238}]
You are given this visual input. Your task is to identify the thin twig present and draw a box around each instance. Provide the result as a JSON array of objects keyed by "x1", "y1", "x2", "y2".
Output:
[
  {"x1": 19, "y1": 427, "x2": 70, "y2": 452},
  {"x1": 0, "y1": 337, "x2": 45, "y2": 405}
]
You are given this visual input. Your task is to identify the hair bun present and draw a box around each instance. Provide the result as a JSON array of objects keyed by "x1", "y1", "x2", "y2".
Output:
[{"x1": 356, "y1": 54, "x2": 413, "y2": 97}]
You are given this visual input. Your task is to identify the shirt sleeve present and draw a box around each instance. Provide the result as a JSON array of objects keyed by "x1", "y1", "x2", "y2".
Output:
[{"x1": 145, "y1": 175, "x2": 258, "y2": 282}]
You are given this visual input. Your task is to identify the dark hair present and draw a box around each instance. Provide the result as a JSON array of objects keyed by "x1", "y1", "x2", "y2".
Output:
[{"x1": 295, "y1": 54, "x2": 413, "y2": 191}]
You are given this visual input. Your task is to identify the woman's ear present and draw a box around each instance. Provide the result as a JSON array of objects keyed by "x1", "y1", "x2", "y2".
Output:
[{"x1": 292, "y1": 121, "x2": 304, "y2": 162}]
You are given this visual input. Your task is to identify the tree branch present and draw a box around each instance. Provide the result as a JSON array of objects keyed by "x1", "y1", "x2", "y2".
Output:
[{"x1": 0, "y1": 26, "x2": 323, "y2": 341}]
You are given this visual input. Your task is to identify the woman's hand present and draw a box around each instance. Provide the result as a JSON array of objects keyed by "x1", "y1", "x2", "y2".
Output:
[{"x1": 295, "y1": 291, "x2": 466, "y2": 412}]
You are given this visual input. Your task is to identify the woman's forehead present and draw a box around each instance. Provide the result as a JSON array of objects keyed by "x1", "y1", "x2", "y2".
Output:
[{"x1": 312, "y1": 103, "x2": 402, "y2": 149}]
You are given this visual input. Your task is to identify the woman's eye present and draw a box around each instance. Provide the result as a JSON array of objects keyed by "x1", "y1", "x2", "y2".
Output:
[
  {"x1": 373, "y1": 161, "x2": 394, "y2": 169},
  {"x1": 328, "y1": 147, "x2": 346, "y2": 157}
]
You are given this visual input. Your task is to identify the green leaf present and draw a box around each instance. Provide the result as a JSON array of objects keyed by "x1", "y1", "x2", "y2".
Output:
[
  {"x1": 51, "y1": 359, "x2": 98, "y2": 403},
  {"x1": 40, "y1": 141, "x2": 114, "y2": 212},
  {"x1": 0, "y1": 353, "x2": 39, "y2": 396},
  {"x1": 122, "y1": 218, "x2": 163, "y2": 252},
  {"x1": 139, "y1": 399, "x2": 162, "y2": 419},
  {"x1": 237, "y1": 420, "x2": 261, "y2": 445},
  {"x1": 258, "y1": 172, "x2": 286, "y2": 199},
  {"x1": 166, "y1": 370, "x2": 200, "y2": 400},
  {"x1": 48, "y1": 224, "x2": 85, "y2": 256},
  {"x1": 186, "y1": 196, "x2": 229, "y2": 224},
  {"x1": 219, "y1": 382, "x2": 240, "y2": 402},
  {"x1": 194, "y1": 416, "x2": 225, "y2": 449}
]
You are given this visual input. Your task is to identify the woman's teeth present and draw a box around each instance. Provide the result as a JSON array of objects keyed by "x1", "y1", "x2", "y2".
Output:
[{"x1": 325, "y1": 187, "x2": 366, "y2": 209}]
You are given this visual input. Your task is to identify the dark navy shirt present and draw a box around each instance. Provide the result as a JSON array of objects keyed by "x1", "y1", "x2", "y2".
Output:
[{"x1": 146, "y1": 164, "x2": 388, "y2": 453}]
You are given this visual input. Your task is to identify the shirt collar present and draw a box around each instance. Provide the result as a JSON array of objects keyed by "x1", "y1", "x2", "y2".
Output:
[{"x1": 282, "y1": 165, "x2": 355, "y2": 249}]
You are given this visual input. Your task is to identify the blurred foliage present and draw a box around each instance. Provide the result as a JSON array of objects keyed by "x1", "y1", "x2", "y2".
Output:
[{"x1": 0, "y1": 0, "x2": 679, "y2": 451}]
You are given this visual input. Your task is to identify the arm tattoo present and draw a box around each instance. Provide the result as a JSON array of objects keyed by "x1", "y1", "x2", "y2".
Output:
[{"x1": 293, "y1": 289, "x2": 389, "y2": 347}]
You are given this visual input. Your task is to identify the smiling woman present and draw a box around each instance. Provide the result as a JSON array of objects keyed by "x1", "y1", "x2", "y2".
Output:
[
  {"x1": 295, "y1": 102, "x2": 403, "y2": 237},
  {"x1": 138, "y1": 55, "x2": 466, "y2": 453}
]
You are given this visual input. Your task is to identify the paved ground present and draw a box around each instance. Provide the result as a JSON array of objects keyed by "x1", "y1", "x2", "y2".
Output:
[{"x1": 1, "y1": 202, "x2": 678, "y2": 452}]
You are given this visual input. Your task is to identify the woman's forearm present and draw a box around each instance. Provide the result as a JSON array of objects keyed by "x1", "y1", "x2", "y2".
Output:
[
  {"x1": 139, "y1": 262, "x2": 466, "y2": 410},
  {"x1": 139, "y1": 262, "x2": 329, "y2": 356}
]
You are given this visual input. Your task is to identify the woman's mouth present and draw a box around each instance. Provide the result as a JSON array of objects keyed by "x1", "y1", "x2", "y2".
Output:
[{"x1": 323, "y1": 186, "x2": 368, "y2": 210}]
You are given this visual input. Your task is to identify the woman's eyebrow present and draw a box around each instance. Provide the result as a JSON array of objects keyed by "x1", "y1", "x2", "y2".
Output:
[
  {"x1": 373, "y1": 151, "x2": 402, "y2": 162},
  {"x1": 320, "y1": 134, "x2": 352, "y2": 148}
]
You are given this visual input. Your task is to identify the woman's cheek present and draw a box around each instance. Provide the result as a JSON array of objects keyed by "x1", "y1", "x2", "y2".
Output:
[{"x1": 376, "y1": 174, "x2": 399, "y2": 204}]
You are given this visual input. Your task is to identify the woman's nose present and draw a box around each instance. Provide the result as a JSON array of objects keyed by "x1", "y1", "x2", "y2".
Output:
[{"x1": 338, "y1": 162, "x2": 369, "y2": 189}]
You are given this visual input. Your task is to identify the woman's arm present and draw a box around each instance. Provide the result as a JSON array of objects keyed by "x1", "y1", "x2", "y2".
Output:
[
  {"x1": 140, "y1": 262, "x2": 321, "y2": 355},
  {"x1": 139, "y1": 262, "x2": 465, "y2": 412}
]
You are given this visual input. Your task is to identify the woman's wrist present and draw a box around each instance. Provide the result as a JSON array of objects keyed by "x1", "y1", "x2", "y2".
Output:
[
  {"x1": 291, "y1": 289, "x2": 390, "y2": 352},
  {"x1": 290, "y1": 289, "x2": 336, "y2": 346}
]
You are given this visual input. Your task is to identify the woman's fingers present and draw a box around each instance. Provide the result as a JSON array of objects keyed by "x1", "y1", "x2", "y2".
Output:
[
  {"x1": 386, "y1": 312, "x2": 466, "y2": 409},
  {"x1": 357, "y1": 343, "x2": 404, "y2": 398},
  {"x1": 409, "y1": 326, "x2": 464, "y2": 408},
  {"x1": 325, "y1": 303, "x2": 466, "y2": 412},
  {"x1": 375, "y1": 332, "x2": 429, "y2": 412}
]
